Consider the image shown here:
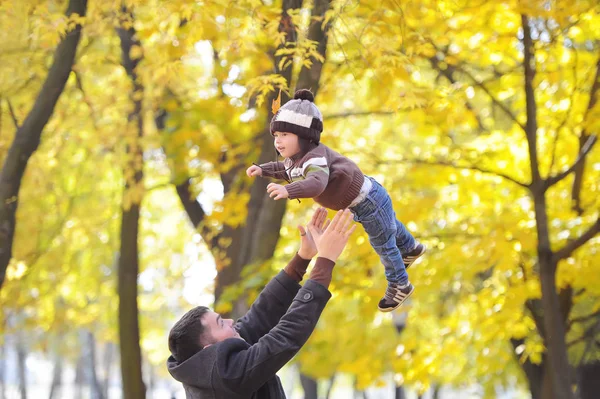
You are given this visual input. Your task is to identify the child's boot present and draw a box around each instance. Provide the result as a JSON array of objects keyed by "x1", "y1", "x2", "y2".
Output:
[
  {"x1": 378, "y1": 282, "x2": 414, "y2": 312},
  {"x1": 403, "y1": 242, "x2": 426, "y2": 269}
]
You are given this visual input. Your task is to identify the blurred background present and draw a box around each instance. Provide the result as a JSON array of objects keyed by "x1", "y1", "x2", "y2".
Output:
[{"x1": 0, "y1": 0, "x2": 599, "y2": 398}]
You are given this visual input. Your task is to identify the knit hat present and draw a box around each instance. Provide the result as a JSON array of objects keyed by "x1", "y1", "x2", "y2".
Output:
[{"x1": 270, "y1": 89, "x2": 323, "y2": 144}]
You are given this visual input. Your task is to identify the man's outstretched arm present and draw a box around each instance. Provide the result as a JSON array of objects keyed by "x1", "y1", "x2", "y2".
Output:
[
  {"x1": 234, "y1": 207, "x2": 329, "y2": 344},
  {"x1": 219, "y1": 260, "x2": 334, "y2": 395},
  {"x1": 218, "y1": 210, "x2": 355, "y2": 394},
  {"x1": 234, "y1": 254, "x2": 311, "y2": 345}
]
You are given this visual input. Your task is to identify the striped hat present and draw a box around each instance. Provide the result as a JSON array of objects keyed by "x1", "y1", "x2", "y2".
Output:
[{"x1": 270, "y1": 89, "x2": 323, "y2": 144}]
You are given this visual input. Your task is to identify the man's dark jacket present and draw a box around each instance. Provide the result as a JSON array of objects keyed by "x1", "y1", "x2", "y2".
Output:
[{"x1": 167, "y1": 270, "x2": 331, "y2": 398}]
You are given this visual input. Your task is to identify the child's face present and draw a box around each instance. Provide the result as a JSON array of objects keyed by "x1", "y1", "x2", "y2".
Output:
[{"x1": 273, "y1": 131, "x2": 300, "y2": 158}]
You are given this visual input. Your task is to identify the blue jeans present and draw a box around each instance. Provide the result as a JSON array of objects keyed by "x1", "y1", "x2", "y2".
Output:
[{"x1": 350, "y1": 177, "x2": 416, "y2": 285}]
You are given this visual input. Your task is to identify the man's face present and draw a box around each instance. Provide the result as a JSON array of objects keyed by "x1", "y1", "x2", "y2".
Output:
[{"x1": 201, "y1": 311, "x2": 241, "y2": 347}]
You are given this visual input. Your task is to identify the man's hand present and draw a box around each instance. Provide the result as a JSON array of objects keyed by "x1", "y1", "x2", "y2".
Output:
[
  {"x1": 297, "y1": 207, "x2": 328, "y2": 260},
  {"x1": 308, "y1": 209, "x2": 356, "y2": 262},
  {"x1": 246, "y1": 165, "x2": 262, "y2": 177},
  {"x1": 267, "y1": 183, "x2": 289, "y2": 200}
]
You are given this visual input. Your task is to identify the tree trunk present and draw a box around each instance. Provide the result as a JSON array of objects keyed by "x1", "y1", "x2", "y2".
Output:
[
  {"x1": 48, "y1": 351, "x2": 63, "y2": 399},
  {"x1": 214, "y1": 0, "x2": 302, "y2": 315},
  {"x1": 535, "y1": 193, "x2": 572, "y2": 399},
  {"x1": 16, "y1": 336, "x2": 27, "y2": 399},
  {"x1": 300, "y1": 373, "x2": 318, "y2": 399},
  {"x1": 101, "y1": 342, "x2": 114, "y2": 399},
  {"x1": 87, "y1": 331, "x2": 104, "y2": 399},
  {"x1": 0, "y1": 0, "x2": 87, "y2": 290},
  {"x1": 0, "y1": 338, "x2": 5, "y2": 399},
  {"x1": 116, "y1": 7, "x2": 146, "y2": 399},
  {"x1": 394, "y1": 386, "x2": 406, "y2": 399},
  {"x1": 578, "y1": 361, "x2": 600, "y2": 399},
  {"x1": 325, "y1": 374, "x2": 336, "y2": 399},
  {"x1": 512, "y1": 338, "x2": 545, "y2": 399},
  {"x1": 522, "y1": 14, "x2": 574, "y2": 399},
  {"x1": 74, "y1": 351, "x2": 84, "y2": 399}
]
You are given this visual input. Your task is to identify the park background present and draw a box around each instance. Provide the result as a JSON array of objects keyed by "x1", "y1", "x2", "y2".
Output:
[{"x1": 0, "y1": 0, "x2": 599, "y2": 398}]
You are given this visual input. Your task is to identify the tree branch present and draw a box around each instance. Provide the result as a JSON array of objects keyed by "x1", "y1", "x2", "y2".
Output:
[
  {"x1": 295, "y1": 0, "x2": 332, "y2": 97},
  {"x1": 377, "y1": 157, "x2": 530, "y2": 188},
  {"x1": 526, "y1": 299, "x2": 546, "y2": 340},
  {"x1": 553, "y1": 216, "x2": 600, "y2": 262},
  {"x1": 567, "y1": 318, "x2": 600, "y2": 348},
  {"x1": 572, "y1": 54, "x2": 600, "y2": 214},
  {"x1": 546, "y1": 135, "x2": 597, "y2": 188},
  {"x1": 521, "y1": 14, "x2": 541, "y2": 184},
  {"x1": 174, "y1": 179, "x2": 220, "y2": 251},
  {"x1": 73, "y1": 69, "x2": 100, "y2": 132},
  {"x1": 6, "y1": 99, "x2": 20, "y2": 129},
  {"x1": 559, "y1": 285, "x2": 573, "y2": 326},
  {"x1": 429, "y1": 55, "x2": 487, "y2": 133},
  {"x1": 568, "y1": 309, "x2": 600, "y2": 329},
  {"x1": 427, "y1": 41, "x2": 526, "y2": 133}
]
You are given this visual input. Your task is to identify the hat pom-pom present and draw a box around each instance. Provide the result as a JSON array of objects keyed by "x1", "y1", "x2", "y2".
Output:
[{"x1": 294, "y1": 89, "x2": 314, "y2": 102}]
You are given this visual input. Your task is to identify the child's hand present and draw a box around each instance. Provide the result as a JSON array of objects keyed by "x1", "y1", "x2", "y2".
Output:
[
  {"x1": 246, "y1": 165, "x2": 262, "y2": 177},
  {"x1": 267, "y1": 183, "x2": 289, "y2": 200}
]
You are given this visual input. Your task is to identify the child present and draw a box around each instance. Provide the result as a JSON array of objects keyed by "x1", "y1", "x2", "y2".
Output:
[{"x1": 246, "y1": 89, "x2": 425, "y2": 312}]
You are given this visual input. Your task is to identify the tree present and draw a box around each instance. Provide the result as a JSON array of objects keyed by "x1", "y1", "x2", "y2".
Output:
[
  {"x1": 0, "y1": 0, "x2": 88, "y2": 289},
  {"x1": 167, "y1": 0, "x2": 334, "y2": 318},
  {"x1": 116, "y1": 7, "x2": 146, "y2": 399}
]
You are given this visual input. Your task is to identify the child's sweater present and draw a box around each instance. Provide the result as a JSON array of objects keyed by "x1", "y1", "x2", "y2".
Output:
[{"x1": 260, "y1": 144, "x2": 364, "y2": 210}]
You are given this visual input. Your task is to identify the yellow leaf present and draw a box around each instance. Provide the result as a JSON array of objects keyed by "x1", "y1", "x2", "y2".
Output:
[{"x1": 272, "y1": 89, "x2": 282, "y2": 114}]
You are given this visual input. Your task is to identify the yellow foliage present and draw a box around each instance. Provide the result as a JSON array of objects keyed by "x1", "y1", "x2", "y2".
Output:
[{"x1": 1, "y1": 0, "x2": 599, "y2": 392}]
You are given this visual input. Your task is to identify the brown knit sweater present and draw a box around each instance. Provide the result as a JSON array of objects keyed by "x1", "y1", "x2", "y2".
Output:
[{"x1": 260, "y1": 144, "x2": 364, "y2": 210}]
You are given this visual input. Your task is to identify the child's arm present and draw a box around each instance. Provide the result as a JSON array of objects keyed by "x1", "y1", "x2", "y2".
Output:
[{"x1": 285, "y1": 163, "x2": 329, "y2": 199}]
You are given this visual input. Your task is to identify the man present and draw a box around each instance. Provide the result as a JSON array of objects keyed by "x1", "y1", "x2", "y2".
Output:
[{"x1": 167, "y1": 207, "x2": 356, "y2": 398}]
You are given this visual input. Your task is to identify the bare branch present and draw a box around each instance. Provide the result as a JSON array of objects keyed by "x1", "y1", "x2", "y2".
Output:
[
  {"x1": 526, "y1": 299, "x2": 546, "y2": 340},
  {"x1": 554, "y1": 216, "x2": 600, "y2": 262},
  {"x1": 546, "y1": 135, "x2": 597, "y2": 188},
  {"x1": 568, "y1": 317, "x2": 600, "y2": 348},
  {"x1": 461, "y1": 69, "x2": 525, "y2": 132},
  {"x1": 572, "y1": 54, "x2": 600, "y2": 214},
  {"x1": 559, "y1": 285, "x2": 573, "y2": 326},
  {"x1": 73, "y1": 69, "x2": 100, "y2": 131},
  {"x1": 174, "y1": 178, "x2": 221, "y2": 251},
  {"x1": 427, "y1": 41, "x2": 526, "y2": 133},
  {"x1": 568, "y1": 309, "x2": 600, "y2": 328},
  {"x1": 377, "y1": 157, "x2": 530, "y2": 188},
  {"x1": 429, "y1": 55, "x2": 487, "y2": 133},
  {"x1": 6, "y1": 99, "x2": 20, "y2": 129}
]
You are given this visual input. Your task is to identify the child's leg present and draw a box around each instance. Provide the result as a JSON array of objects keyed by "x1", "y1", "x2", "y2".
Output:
[
  {"x1": 365, "y1": 222, "x2": 408, "y2": 285},
  {"x1": 395, "y1": 219, "x2": 426, "y2": 268},
  {"x1": 351, "y1": 179, "x2": 408, "y2": 285},
  {"x1": 394, "y1": 219, "x2": 416, "y2": 254}
]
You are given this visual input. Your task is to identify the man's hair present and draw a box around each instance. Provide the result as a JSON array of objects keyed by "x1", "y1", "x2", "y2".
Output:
[{"x1": 168, "y1": 306, "x2": 211, "y2": 363}]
